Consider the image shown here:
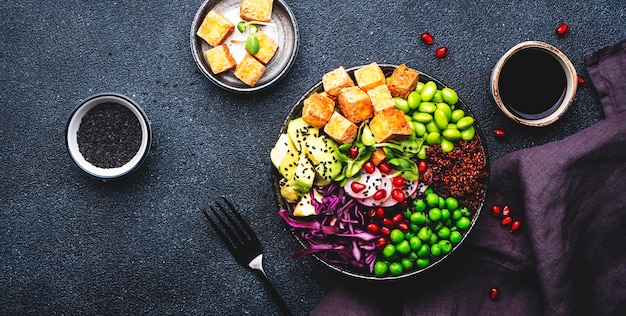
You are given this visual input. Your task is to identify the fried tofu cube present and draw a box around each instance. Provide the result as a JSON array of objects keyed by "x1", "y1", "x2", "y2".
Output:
[
  {"x1": 196, "y1": 10, "x2": 235, "y2": 47},
  {"x1": 354, "y1": 62, "x2": 386, "y2": 92},
  {"x1": 204, "y1": 44, "x2": 237, "y2": 74},
  {"x1": 234, "y1": 53, "x2": 266, "y2": 87},
  {"x1": 369, "y1": 108, "x2": 413, "y2": 143},
  {"x1": 322, "y1": 66, "x2": 355, "y2": 101},
  {"x1": 240, "y1": 0, "x2": 273, "y2": 23},
  {"x1": 253, "y1": 31, "x2": 279, "y2": 64},
  {"x1": 367, "y1": 84, "x2": 396, "y2": 113},
  {"x1": 338, "y1": 86, "x2": 374, "y2": 124},
  {"x1": 370, "y1": 147, "x2": 388, "y2": 166},
  {"x1": 387, "y1": 64, "x2": 419, "y2": 99},
  {"x1": 302, "y1": 93, "x2": 335, "y2": 128},
  {"x1": 324, "y1": 112, "x2": 358, "y2": 144}
]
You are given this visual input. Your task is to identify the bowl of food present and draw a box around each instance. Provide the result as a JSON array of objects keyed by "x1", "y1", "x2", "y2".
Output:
[
  {"x1": 66, "y1": 93, "x2": 152, "y2": 180},
  {"x1": 190, "y1": 0, "x2": 299, "y2": 92},
  {"x1": 271, "y1": 63, "x2": 489, "y2": 280}
]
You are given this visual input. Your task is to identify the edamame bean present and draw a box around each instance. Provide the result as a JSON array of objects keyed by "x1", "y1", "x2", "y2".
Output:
[
  {"x1": 374, "y1": 261, "x2": 388, "y2": 276},
  {"x1": 425, "y1": 121, "x2": 439, "y2": 133},
  {"x1": 407, "y1": 91, "x2": 421, "y2": 110},
  {"x1": 442, "y1": 128, "x2": 462, "y2": 141},
  {"x1": 415, "y1": 81, "x2": 425, "y2": 93},
  {"x1": 432, "y1": 90, "x2": 443, "y2": 103},
  {"x1": 441, "y1": 87, "x2": 459, "y2": 105},
  {"x1": 451, "y1": 109, "x2": 465, "y2": 123},
  {"x1": 434, "y1": 109, "x2": 449, "y2": 131},
  {"x1": 436, "y1": 103, "x2": 452, "y2": 120},
  {"x1": 426, "y1": 132, "x2": 442, "y2": 145},
  {"x1": 413, "y1": 122, "x2": 426, "y2": 137},
  {"x1": 394, "y1": 97, "x2": 410, "y2": 113},
  {"x1": 460, "y1": 126, "x2": 475, "y2": 140},
  {"x1": 417, "y1": 145, "x2": 429, "y2": 160},
  {"x1": 418, "y1": 101, "x2": 436, "y2": 113},
  {"x1": 413, "y1": 112, "x2": 433, "y2": 123},
  {"x1": 420, "y1": 81, "x2": 437, "y2": 101},
  {"x1": 456, "y1": 116, "x2": 475, "y2": 130},
  {"x1": 441, "y1": 138, "x2": 454, "y2": 152}
]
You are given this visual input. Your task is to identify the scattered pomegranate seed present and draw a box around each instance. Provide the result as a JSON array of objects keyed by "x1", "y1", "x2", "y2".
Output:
[
  {"x1": 556, "y1": 22, "x2": 569, "y2": 37},
  {"x1": 382, "y1": 218, "x2": 394, "y2": 227},
  {"x1": 509, "y1": 220, "x2": 521, "y2": 233},
  {"x1": 363, "y1": 161, "x2": 376, "y2": 173},
  {"x1": 380, "y1": 227, "x2": 391, "y2": 235},
  {"x1": 501, "y1": 216, "x2": 513, "y2": 226},
  {"x1": 397, "y1": 222, "x2": 410, "y2": 232},
  {"x1": 367, "y1": 223, "x2": 380, "y2": 234},
  {"x1": 435, "y1": 46, "x2": 448, "y2": 59},
  {"x1": 391, "y1": 189, "x2": 406, "y2": 202},
  {"x1": 379, "y1": 162, "x2": 391, "y2": 173},
  {"x1": 373, "y1": 189, "x2": 387, "y2": 200},
  {"x1": 418, "y1": 160, "x2": 428, "y2": 173},
  {"x1": 375, "y1": 207, "x2": 385, "y2": 219},
  {"x1": 502, "y1": 205, "x2": 510, "y2": 216},
  {"x1": 489, "y1": 287, "x2": 499, "y2": 300},
  {"x1": 392, "y1": 213, "x2": 404, "y2": 224},
  {"x1": 392, "y1": 176, "x2": 405, "y2": 188},
  {"x1": 375, "y1": 237, "x2": 387, "y2": 248},
  {"x1": 577, "y1": 75, "x2": 585, "y2": 85},
  {"x1": 351, "y1": 182, "x2": 366, "y2": 193},
  {"x1": 420, "y1": 32, "x2": 434, "y2": 45},
  {"x1": 494, "y1": 129, "x2": 506, "y2": 139},
  {"x1": 349, "y1": 146, "x2": 359, "y2": 158},
  {"x1": 491, "y1": 205, "x2": 501, "y2": 217}
]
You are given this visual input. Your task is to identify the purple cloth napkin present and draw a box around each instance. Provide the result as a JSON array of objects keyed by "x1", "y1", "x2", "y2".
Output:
[{"x1": 311, "y1": 38, "x2": 626, "y2": 316}]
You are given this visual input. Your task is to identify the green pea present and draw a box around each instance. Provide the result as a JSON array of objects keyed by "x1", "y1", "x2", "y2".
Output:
[
  {"x1": 460, "y1": 126, "x2": 475, "y2": 140},
  {"x1": 396, "y1": 240, "x2": 411, "y2": 255},
  {"x1": 394, "y1": 97, "x2": 410, "y2": 113},
  {"x1": 451, "y1": 109, "x2": 465, "y2": 123},
  {"x1": 452, "y1": 209, "x2": 462, "y2": 220},
  {"x1": 441, "y1": 87, "x2": 459, "y2": 105},
  {"x1": 445, "y1": 197, "x2": 459, "y2": 210},
  {"x1": 410, "y1": 223, "x2": 419, "y2": 232},
  {"x1": 426, "y1": 132, "x2": 442, "y2": 145},
  {"x1": 441, "y1": 138, "x2": 454, "y2": 152},
  {"x1": 439, "y1": 197, "x2": 446, "y2": 209},
  {"x1": 442, "y1": 128, "x2": 462, "y2": 141},
  {"x1": 409, "y1": 236, "x2": 422, "y2": 250},
  {"x1": 413, "y1": 122, "x2": 426, "y2": 137},
  {"x1": 428, "y1": 233, "x2": 438, "y2": 245},
  {"x1": 416, "y1": 258, "x2": 430, "y2": 269},
  {"x1": 434, "y1": 109, "x2": 449, "y2": 131},
  {"x1": 432, "y1": 90, "x2": 443, "y2": 103},
  {"x1": 417, "y1": 244, "x2": 430, "y2": 258},
  {"x1": 389, "y1": 262, "x2": 403, "y2": 275},
  {"x1": 418, "y1": 226, "x2": 432, "y2": 241},
  {"x1": 420, "y1": 81, "x2": 437, "y2": 101},
  {"x1": 410, "y1": 211, "x2": 427, "y2": 224},
  {"x1": 407, "y1": 91, "x2": 421, "y2": 110},
  {"x1": 426, "y1": 193, "x2": 439, "y2": 207},
  {"x1": 418, "y1": 101, "x2": 436, "y2": 113},
  {"x1": 428, "y1": 208, "x2": 442, "y2": 221},
  {"x1": 439, "y1": 240, "x2": 453, "y2": 254},
  {"x1": 374, "y1": 261, "x2": 388, "y2": 276},
  {"x1": 456, "y1": 217, "x2": 471, "y2": 230},
  {"x1": 450, "y1": 231, "x2": 462, "y2": 244},
  {"x1": 437, "y1": 226, "x2": 451, "y2": 239},
  {"x1": 425, "y1": 121, "x2": 440, "y2": 133},
  {"x1": 401, "y1": 257, "x2": 414, "y2": 270},
  {"x1": 440, "y1": 209, "x2": 451, "y2": 221},
  {"x1": 413, "y1": 199, "x2": 426, "y2": 211},
  {"x1": 436, "y1": 103, "x2": 452, "y2": 120},
  {"x1": 417, "y1": 146, "x2": 428, "y2": 160},
  {"x1": 382, "y1": 244, "x2": 396, "y2": 258},
  {"x1": 456, "y1": 116, "x2": 475, "y2": 130},
  {"x1": 412, "y1": 112, "x2": 433, "y2": 123},
  {"x1": 390, "y1": 229, "x2": 405, "y2": 244},
  {"x1": 430, "y1": 243, "x2": 442, "y2": 256},
  {"x1": 409, "y1": 251, "x2": 419, "y2": 261},
  {"x1": 415, "y1": 81, "x2": 425, "y2": 93}
]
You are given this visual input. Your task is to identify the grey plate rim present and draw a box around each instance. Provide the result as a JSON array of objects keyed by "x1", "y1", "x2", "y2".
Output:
[{"x1": 190, "y1": 0, "x2": 299, "y2": 93}]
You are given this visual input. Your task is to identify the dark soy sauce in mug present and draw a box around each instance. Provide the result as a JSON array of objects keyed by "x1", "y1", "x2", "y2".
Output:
[{"x1": 498, "y1": 48, "x2": 566, "y2": 119}]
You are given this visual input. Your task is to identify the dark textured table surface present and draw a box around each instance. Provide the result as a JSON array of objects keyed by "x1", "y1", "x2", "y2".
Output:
[{"x1": 1, "y1": 1, "x2": 624, "y2": 315}]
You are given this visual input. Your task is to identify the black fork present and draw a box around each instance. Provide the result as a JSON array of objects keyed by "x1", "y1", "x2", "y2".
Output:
[{"x1": 202, "y1": 197, "x2": 293, "y2": 316}]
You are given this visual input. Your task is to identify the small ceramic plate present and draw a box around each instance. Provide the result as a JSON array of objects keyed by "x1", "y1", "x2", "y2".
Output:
[{"x1": 190, "y1": 0, "x2": 299, "y2": 93}]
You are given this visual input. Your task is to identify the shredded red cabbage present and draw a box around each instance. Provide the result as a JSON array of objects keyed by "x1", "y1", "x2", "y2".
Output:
[{"x1": 279, "y1": 184, "x2": 379, "y2": 273}]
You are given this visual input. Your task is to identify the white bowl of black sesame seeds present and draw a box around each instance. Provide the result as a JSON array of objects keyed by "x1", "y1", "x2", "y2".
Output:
[{"x1": 66, "y1": 93, "x2": 152, "y2": 180}]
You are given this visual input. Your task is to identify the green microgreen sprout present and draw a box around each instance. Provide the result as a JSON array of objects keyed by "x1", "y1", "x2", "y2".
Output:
[{"x1": 237, "y1": 21, "x2": 260, "y2": 54}]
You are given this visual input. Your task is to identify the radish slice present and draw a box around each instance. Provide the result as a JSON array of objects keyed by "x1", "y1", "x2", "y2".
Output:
[
  {"x1": 355, "y1": 172, "x2": 394, "y2": 207},
  {"x1": 344, "y1": 168, "x2": 382, "y2": 199}
]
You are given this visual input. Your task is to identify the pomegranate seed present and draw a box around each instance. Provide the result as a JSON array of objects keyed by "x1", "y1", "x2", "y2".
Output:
[
  {"x1": 489, "y1": 287, "x2": 499, "y2": 300},
  {"x1": 509, "y1": 220, "x2": 521, "y2": 233},
  {"x1": 556, "y1": 22, "x2": 569, "y2": 37},
  {"x1": 379, "y1": 162, "x2": 391, "y2": 173},
  {"x1": 502, "y1": 205, "x2": 510, "y2": 216},
  {"x1": 577, "y1": 75, "x2": 585, "y2": 85},
  {"x1": 367, "y1": 223, "x2": 380, "y2": 234},
  {"x1": 392, "y1": 213, "x2": 404, "y2": 224},
  {"x1": 375, "y1": 207, "x2": 385, "y2": 219},
  {"x1": 435, "y1": 46, "x2": 448, "y2": 59},
  {"x1": 351, "y1": 182, "x2": 366, "y2": 193},
  {"x1": 494, "y1": 129, "x2": 506, "y2": 139},
  {"x1": 418, "y1": 160, "x2": 428, "y2": 173},
  {"x1": 397, "y1": 222, "x2": 410, "y2": 232},
  {"x1": 501, "y1": 216, "x2": 513, "y2": 226},
  {"x1": 375, "y1": 237, "x2": 387, "y2": 248},
  {"x1": 363, "y1": 161, "x2": 376, "y2": 173},
  {"x1": 420, "y1": 32, "x2": 434, "y2": 45},
  {"x1": 391, "y1": 189, "x2": 406, "y2": 202},
  {"x1": 491, "y1": 205, "x2": 501, "y2": 217},
  {"x1": 380, "y1": 227, "x2": 391, "y2": 235},
  {"x1": 392, "y1": 176, "x2": 405, "y2": 188},
  {"x1": 373, "y1": 189, "x2": 387, "y2": 200},
  {"x1": 382, "y1": 218, "x2": 394, "y2": 227},
  {"x1": 349, "y1": 146, "x2": 359, "y2": 158}
]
